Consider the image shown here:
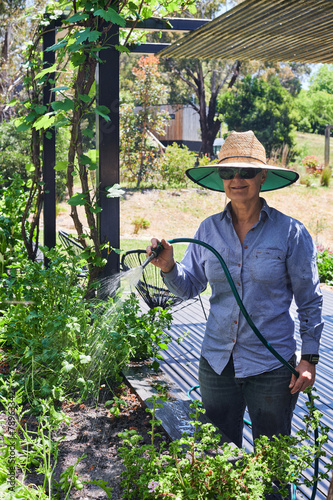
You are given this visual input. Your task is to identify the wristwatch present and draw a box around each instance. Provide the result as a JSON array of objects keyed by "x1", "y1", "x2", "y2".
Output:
[{"x1": 301, "y1": 354, "x2": 320, "y2": 365}]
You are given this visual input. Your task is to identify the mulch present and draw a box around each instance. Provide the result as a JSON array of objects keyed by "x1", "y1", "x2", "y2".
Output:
[{"x1": 1, "y1": 381, "x2": 169, "y2": 499}]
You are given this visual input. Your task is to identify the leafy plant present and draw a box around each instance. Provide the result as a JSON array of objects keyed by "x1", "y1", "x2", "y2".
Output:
[
  {"x1": 132, "y1": 217, "x2": 150, "y2": 234},
  {"x1": 317, "y1": 247, "x2": 333, "y2": 286},
  {"x1": 0, "y1": 175, "x2": 29, "y2": 276},
  {"x1": 119, "y1": 393, "x2": 330, "y2": 499},
  {"x1": 301, "y1": 155, "x2": 323, "y2": 175},
  {"x1": 0, "y1": 245, "x2": 173, "y2": 402},
  {"x1": 0, "y1": 378, "x2": 113, "y2": 498},
  {"x1": 321, "y1": 166, "x2": 331, "y2": 187}
]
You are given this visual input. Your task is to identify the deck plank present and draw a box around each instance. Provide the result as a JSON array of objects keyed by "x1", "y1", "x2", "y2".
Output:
[{"x1": 152, "y1": 288, "x2": 333, "y2": 500}]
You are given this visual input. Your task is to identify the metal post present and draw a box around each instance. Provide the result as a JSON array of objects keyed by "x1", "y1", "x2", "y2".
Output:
[
  {"x1": 42, "y1": 23, "x2": 56, "y2": 262},
  {"x1": 324, "y1": 124, "x2": 333, "y2": 168},
  {"x1": 97, "y1": 22, "x2": 120, "y2": 277}
]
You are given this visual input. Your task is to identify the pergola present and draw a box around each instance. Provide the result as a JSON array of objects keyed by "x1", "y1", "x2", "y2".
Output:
[{"x1": 42, "y1": 0, "x2": 333, "y2": 276}]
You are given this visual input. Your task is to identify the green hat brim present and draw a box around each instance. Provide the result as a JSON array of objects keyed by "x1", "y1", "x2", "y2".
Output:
[{"x1": 186, "y1": 165, "x2": 299, "y2": 192}]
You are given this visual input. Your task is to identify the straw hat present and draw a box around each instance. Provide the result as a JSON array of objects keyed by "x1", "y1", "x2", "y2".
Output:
[{"x1": 186, "y1": 130, "x2": 299, "y2": 192}]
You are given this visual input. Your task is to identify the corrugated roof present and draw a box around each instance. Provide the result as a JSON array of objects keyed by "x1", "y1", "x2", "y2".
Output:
[{"x1": 159, "y1": 0, "x2": 333, "y2": 63}]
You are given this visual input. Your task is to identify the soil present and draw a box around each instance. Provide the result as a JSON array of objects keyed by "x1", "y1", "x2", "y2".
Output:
[{"x1": 1, "y1": 380, "x2": 168, "y2": 499}]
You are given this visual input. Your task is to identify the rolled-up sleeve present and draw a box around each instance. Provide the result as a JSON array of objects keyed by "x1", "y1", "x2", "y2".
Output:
[{"x1": 286, "y1": 223, "x2": 324, "y2": 355}]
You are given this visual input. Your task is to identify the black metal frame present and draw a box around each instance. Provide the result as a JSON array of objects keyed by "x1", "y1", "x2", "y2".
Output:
[{"x1": 42, "y1": 17, "x2": 209, "y2": 274}]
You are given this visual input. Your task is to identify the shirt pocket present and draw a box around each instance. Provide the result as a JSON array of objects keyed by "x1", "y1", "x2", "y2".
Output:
[
  {"x1": 205, "y1": 248, "x2": 229, "y2": 284},
  {"x1": 250, "y1": 248, "x2": 286, "y2": 284}
]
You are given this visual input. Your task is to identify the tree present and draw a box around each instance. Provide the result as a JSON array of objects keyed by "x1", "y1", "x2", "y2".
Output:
[
  {"x1": 0, "y1": 0, "x2": 45, "y2": 122},
  {"x1": 295, "y1": 89, "x2": 333, "y2": 135},
  {"x1": 120, "y1": 55, "x2": 170, "y2": 188},
  {"x1": 294, "y1": 64, "x2": 333, "y2": 135},
  {"x1": 14, "y1": 0, "x2": 196, "y2": 285},
  {"x1": 164, "y1": 57, "x2": 241, "y2": 157},
  {"x1": 218, "y1": 75, "x2": 298, "y2": 159},
  {"x1": 309, "y1": 64, "x2": 333, "y2": 94}
]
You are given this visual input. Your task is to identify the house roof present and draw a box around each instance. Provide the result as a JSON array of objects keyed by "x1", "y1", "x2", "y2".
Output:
[{"x1": 159, "y1": 0, "x2": 333, "y2": 63}]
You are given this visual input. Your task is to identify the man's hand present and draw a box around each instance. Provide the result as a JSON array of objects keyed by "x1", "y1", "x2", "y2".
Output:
[{"x1": 289, "y1": 359, "x2": 316, "y2": 394}]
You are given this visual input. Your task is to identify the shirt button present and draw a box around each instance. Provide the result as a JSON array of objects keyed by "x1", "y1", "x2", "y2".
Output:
[
  {"x1": 238, "y1": 282, "x2": 241, "y2": 286},
  {"x1": 232, "y1": 339, "x2": 235, "y2": 343},
  {"x1": 244, "y1": 245, "x2": 248, "y2": 249},
  {"x1": 238, "y1": 263, "x2": 241, "y2": 267},
  {"x1": 234, "y1": 320, "x2": 237, "y2": 324}
]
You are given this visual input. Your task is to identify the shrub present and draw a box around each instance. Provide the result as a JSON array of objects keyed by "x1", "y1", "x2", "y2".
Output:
[
  {"x1": 301, "y1": 155, "x2": 323, "y2": 175},
  {"x1": 0, "y1": 247, "x2": 172, "y2": 402},
  {"x1": 321, "y1": 166, "x2": 331, "y2": 187},
  {"x1": 317, "y1": 247, "x2": 333, "y2": 286},
  {"x1": 132, "y1": 217, "x2": 150, "y2": 234},
  {"x1": 158, "y1": 143, "x2": 197, "y2": 187},
  {"x1": 119, "y1": 396, "x2": 329, "y2": 499}
]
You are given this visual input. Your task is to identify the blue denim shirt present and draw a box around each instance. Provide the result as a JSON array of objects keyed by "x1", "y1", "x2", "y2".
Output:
[{"x1": 163, "y1": 199, "x2": 324, "y2": 377}]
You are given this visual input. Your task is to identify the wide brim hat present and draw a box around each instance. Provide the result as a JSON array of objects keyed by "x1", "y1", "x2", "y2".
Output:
[{"x1": 186, "y1": 130, "x2": 299, "y2": 192}]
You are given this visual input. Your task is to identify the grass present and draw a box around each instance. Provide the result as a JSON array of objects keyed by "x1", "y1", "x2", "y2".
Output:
[{"x1": 294, "y1": 131, "x2": 331, "y2": 164}]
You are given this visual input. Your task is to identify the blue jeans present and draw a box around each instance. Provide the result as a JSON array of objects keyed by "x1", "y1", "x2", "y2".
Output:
[{"x1": 199, "y1": 355, "x2": 298, "y2": 499}]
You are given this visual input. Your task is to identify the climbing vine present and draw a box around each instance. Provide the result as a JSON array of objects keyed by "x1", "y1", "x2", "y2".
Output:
[{"x1": 12, "y1": 0, "x2": 196, "y2": 286}]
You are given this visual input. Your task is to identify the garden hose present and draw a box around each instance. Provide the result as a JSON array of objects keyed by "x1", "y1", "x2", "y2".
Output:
[{"x1": 166, "y1": 237, "x2": 319, "y2": 500}]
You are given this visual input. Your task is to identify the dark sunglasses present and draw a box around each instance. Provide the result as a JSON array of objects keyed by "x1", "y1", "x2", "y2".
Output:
[{"x1": 218, "y1": 167, "x2": 262, "y2": 180}]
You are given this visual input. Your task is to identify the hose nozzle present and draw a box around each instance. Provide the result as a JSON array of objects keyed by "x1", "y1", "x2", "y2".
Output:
[{"x1": 142, "y1": 243, "x2": 164, "y2": 269}]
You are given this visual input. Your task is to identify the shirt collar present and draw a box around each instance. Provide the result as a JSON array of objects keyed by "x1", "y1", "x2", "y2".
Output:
[{"x1": 220, "y1": 198, "x2": 273, "y2": 221}]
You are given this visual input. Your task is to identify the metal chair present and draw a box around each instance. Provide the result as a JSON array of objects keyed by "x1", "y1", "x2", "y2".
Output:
[{"x1": 58, "y1": 230, "x2": 88, "y2": 277}]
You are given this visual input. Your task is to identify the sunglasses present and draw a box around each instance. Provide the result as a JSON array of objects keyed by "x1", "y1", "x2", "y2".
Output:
[{"x1": 218, "y1": 167, "x2": 262, "y2": 180}]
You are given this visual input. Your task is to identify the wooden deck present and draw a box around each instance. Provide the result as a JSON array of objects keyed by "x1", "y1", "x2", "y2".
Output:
[{"x1": 153, "y1": 288, "x2": 333, "y2": 500}]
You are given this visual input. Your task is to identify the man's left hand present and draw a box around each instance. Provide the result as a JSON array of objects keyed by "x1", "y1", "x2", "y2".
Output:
[{"x1": 289, "y1": 359, "x2": 316, "y2": 394}]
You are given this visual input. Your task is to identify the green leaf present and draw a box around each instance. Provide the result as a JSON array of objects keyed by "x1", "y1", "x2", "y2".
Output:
[
  {"x1": 82, "y1": 128, "x2": 94, "y2": 138},
  {"x1": 67, "y1": 193, "x2": 87, "y2": 206},
  {"x1": 93, "y1": 8, "x2": 126, "y2": 27},
  {"x1": 51, "y1": 98, "x2": 74, "y2": 112},
  {"x1": 89, "y1": 205, "x2": 102, "y2": 214},
  {"x1": 16, "y1": 121, "x2": 31, "y2": 132},
  {"x1": 51, "y1": 86, "x2": 70, "y2": 93},
  {"x1": 54, "y1": 161, "x2": 68, "y2": 171},
  {"x1": 188, "y1": 4, "x2": 197, "y2": 14},
  {"x1": 64, "y1": 12, "x2": 89, "y2": 23},
  {"x1": 79, "y1": 154, "x2": 92, "y2": 165},
  {"x1": 34, "y1": 105, "x2": 47, "y2": 114},
  {"x1": 79, "y1": 94, "x2": 92, "y2": 103},
  {"x1": 33, "y1": 113, "x2": 56, "y2": 131},
  {"x1": 158, "y1": 343, "x2": 168, "y2": 350},
  {"x1": 35, "y1": 63, "x2": 57, "y2": 80},
  {"x1": 87, "y1": 30, "x2": 101, "y2": 42},
  {"x1": 115, "y1": 44, "x2": 130, "y2": 54},
  {"x1": 7, "y1": 98, "x2": 18, "y2": 107},
  {"x1": 96, "y1": 105, "x2": 110, "y2": 121},
  {"x1": 70, "y1": 52, "x2": 87, "y2": 67},
  {"x1": 45, "y1": 40, "x2": 67, "y2": 52},
  {"x1": 25, "y1": 163, "x2": 35, "y2": 172}
]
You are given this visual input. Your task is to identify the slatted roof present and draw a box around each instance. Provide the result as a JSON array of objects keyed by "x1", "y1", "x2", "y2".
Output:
[{"x1": 159, "y1": 0, "x2": 333, "y2": 63}]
